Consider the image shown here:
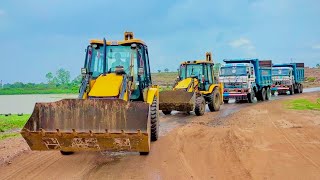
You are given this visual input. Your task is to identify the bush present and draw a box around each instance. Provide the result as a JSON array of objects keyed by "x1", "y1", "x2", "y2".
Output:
[{"x1": 306, "y1": 77, "x2": 316, "y2": 82}]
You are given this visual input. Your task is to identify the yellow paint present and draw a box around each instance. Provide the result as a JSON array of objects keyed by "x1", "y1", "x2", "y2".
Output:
[
  {"x1": 200, "y1": 83, "x2": 224, "y2": 101},
  {"x1": 90, "y1": 38, "x2": 146, "y2": 46},
  {"x1": 174, "y1": 78, "x2": 192, "y2": 89},
  {"x1": 89, "y1": 73, "x2": 123, "y2": 97},
  {"x1": 146, "y1": 87, "x2": 158, "y2": 104}
]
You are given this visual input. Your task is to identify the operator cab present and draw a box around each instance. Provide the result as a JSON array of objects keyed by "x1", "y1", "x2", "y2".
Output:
[
  {"x1": 178, "y1": 53, "x2": 215, "y2": 91},
  {"x1": 81, "y1": 32, "x2": 152, "y2": 101}
]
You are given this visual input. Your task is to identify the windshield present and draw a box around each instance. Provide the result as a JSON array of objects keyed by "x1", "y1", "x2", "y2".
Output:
[
  {"x1": 88, "y1": 45, "x2": 136, "y2": 78},
  {"x1": 220, "y1": 66, "x2": 247, "y2": 76},
  {"x1": 272, "y1": 69, "x2": 290, "y2": 76},
  {"x1": 180, "y1": 64, "x2": 203, "y2": 80}
]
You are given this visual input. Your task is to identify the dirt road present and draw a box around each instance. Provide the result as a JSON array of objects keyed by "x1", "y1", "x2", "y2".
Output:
[{"x1": 1, "y1": 92, "x2": 320, "y2": 179}]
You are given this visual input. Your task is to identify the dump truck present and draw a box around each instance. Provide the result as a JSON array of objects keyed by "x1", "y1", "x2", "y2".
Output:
[
  {"x1": 271, "y1": 63, "x2": 305, "y2": 95},
  {"x1": 20, "y1": 32, "x2": 159, "y2": 155},
  {"x1": 159, "y1": 52, "x2": 223, "y2": 116},
  {"x1": 219, "y1": 59, "x2": 272, "y2": 103}
]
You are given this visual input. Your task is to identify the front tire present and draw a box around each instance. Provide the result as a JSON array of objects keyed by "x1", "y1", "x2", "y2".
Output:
[
  {"x1": 208, "y1": 88, "x2": 221, "y2": 112},
  {"x1": 60, "y1": 151, "x2": 74, "y2": 155},
  {"x1": 223, "y1": 100, "x2": 229, "y2": 104},
  {"x1": 247, "y1": 92, "x2": 255, "y2": 103},
  {"x1": 162, "y1": 110, "x2": 171, "y2": 115},
  {"x1": 289, "y1": 85, "x2": 294, "y2": 95},
  {"x1": 150, "y1": 97, "x2": 159, "y2": 142},
  {"x1": 194, "y1": 96, "x2": 205, "y2": 116}
]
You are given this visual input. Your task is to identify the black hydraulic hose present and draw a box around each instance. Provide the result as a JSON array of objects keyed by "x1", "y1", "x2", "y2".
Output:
[{"x1": 103, "y1": 38, "x2": 107, "y2": 75}]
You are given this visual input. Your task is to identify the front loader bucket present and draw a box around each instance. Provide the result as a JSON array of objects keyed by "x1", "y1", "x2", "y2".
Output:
[
  {"x1": 159, "y1": 90, "x2": 195, "y2": 112},
  {"x1": 20, "y1": 99, "x2": 150, "y2": 153}
]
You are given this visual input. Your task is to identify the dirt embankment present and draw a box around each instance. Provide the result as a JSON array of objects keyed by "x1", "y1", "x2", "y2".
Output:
[
  {"x1": 304, "y1": 67, "x2": 320, "y2": 88},
  {"x1": 0, "y1": 93, "x2": 320, "y2": 180}
]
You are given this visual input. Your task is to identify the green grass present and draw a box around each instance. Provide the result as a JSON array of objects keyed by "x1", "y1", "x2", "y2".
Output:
[
  {"x1": 0, "y1": 114, "x2": 30, "y2": 132},
  {"x1": 0, "y1": 88, "x2": 78, "y2": 95},
  {"x1": 286, "y1": 98, "x2": 320, "y2": 111},
  {"x1": 0, "y1": 133, "x2": 21, "y2": 140}
]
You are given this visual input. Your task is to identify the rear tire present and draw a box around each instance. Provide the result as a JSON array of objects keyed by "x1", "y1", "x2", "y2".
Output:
[
  {"x1": 223, "y1": 100, "x2": 229, "y2": 104},
  {"x1": 60, "y1": 151, "x2": 74, "y2": 155},
  {"x1": 150, "y1": 97, "x2": 159, "y2": 142},
  {"x1": 208, "y1": 88, "x2": 221, "y2": 112},
  {"x1": 300, "y1": 84, "x2": 303, "y2": 93},
  {"x1": 261, "y1": 88, "x2": 266, "y2": 101},
  {"x1": 162, "y1": 110, "x2": 171, "y2": 115},
  {"x1": 194, "y1": 96, "x2": 205, "y2": 116},
  {"x1": 247, "y1": 92, "x2": 255, "y2": 103},
  {"x1": 265, "y1": 87, "x2": 271, "y2": 100}
]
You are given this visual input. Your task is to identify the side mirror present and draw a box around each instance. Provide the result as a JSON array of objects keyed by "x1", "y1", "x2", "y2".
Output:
[
  {"x1": 81, "y1": 68, "x2": 87, "y2": 76},
  {"x1": 138, "y1": 67, "x2": 144, "y2": 76}
]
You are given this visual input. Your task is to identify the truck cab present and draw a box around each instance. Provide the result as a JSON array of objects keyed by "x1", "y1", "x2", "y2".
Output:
[
  {"x1": 271, "y1": 63, "x2": 304, "y2": 95},
  {"x1": 219, "y1": 59, "x2": 272, "y2": 103}
]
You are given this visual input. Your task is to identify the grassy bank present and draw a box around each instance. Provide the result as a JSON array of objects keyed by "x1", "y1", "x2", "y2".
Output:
[
  {"x1": 0, "y1": 114, "x2": 30, "y2": 140},
  {"x1": 286, "y1": 98, "x2": 320, "y2": 111},
  {"x1": 0, "y1": 88, "x2": 78, "y2": 95}
]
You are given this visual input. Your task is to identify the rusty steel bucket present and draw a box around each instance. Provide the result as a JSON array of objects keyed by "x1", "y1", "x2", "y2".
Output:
[
  {"x1": 20, "y1": 99, "x2": 150, "y2": 153},
  {"x1": 159, "y1": 90, "x2": 195, "y2": 112}
]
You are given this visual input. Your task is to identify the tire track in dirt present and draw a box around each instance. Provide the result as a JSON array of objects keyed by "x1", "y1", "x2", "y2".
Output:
[{"x1": 267, "y1": 110, "x2": 320, "y2": 170}]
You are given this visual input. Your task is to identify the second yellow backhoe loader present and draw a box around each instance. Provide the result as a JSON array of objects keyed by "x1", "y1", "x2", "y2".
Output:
[
  {"x1": 20, "y1": 32, "x2": 159, "y2": 155},
  {"x1": 159, "y1": 52, "x2": 223, "y2": 116}
]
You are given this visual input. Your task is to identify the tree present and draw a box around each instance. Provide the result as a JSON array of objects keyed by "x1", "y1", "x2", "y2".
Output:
[
  {"x1": 158, "y1": 70, "x2": 161, "y2": 73},
  {"x1": 56, "y1": 68, "x2": 71, "y2": 85},
  {"x1": 316, "y1": 64, "x2": 320, "y2": 68},
  {"x1": 164, "y1": 68, "x2": 169, "y2": 73},
  {"x1": 71, "y1": 75, "x2": 82, "y2": 85},
  {"x1": 45, "y1": 72, "x2": 54, "y2": 83}
]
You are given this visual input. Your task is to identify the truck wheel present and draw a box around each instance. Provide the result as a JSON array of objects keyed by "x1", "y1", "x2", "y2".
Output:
[
  {"x1": 139, "y1": 152, "x2": 149, "y2": 155},
  {"x1": 194, "y1": 96, "x2": 205, "y2": 116},
  {"x1": 60, "y1": 151, "x2": 74, "y2": 155},
  {"x1": 223, "y1": 100, "x2": 229, "y2": 104},
  {"x1": 247, "y1": 92, "x2": 255, "y2": 103},
  {"x1": 162, "y1": 110, "x2": 171, "y2": 115},
  {"x1": 265, "y1": 87, "x2": 271, "y2": 100},
  {"x1": 150, "y1": 97, "x2": 159, "y2": 141},
  {"x1": 289, "y1": 85, "x2": 294, "y2": 95},
  {"x1": 208, "y1": 88, "x2": 221, "y2": 112},
  {"x1": 271, "y1": 90, "x2": 275, "y2": 96},
  {"x1": 261, "y1": 88, "x2": 266, "y2": 101},
  {"x1": 300, "y1": 84, "x2": 303, "y2": 93}
]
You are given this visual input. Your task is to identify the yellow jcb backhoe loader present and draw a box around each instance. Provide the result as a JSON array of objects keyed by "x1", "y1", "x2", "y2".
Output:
[
  {"x1": 159, "y1": 52, "x2": 223, "y2": 116},
  {"x1": 21, "y1": 32, "x2": 159, "y2": 155}
]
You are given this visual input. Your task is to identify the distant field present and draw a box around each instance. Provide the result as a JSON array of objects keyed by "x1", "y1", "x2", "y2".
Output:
[{"x1": 0, "y1": 68, "x2": 319, "y2": 95}]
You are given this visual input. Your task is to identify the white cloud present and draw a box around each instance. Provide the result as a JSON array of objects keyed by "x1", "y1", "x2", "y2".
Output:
[
  {"x1": 229, "y1": 38, "x2": 257, "y2": 57},
  {"x1": 312, "y1": 44, "x2": 320, "y2": 50}
]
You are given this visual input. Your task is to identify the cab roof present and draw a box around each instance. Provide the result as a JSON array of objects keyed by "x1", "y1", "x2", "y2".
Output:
[
  {"x1": 89, "y1": 32, "x2": 146, "y2": 46},
  {"x1": 90, "y1": 38, "x2": 146, "y2": 46},
  {"x1": 180, "y1": 52, "x2": 214, "y2": 65}
]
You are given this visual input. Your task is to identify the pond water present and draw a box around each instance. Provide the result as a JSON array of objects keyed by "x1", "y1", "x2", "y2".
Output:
[{"x1": 0, "y1": 94, "x2": 77, "y2": 114}]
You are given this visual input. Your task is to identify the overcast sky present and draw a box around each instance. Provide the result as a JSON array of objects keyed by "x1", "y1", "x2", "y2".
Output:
[{"x1": 1, "y1": 0, "x2": 320, "y2": 83}]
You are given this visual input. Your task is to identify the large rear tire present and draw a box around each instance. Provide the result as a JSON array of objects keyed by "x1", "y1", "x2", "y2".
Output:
[
  {"x1": 208, "y1": 88, "x2": 221, "y2": 112},
  {"x1": 60, "y1": 151, "x2": 74, "y2": 155},
  {"x1": 247, "y1": 92, "x2": 255, "y2": 103},
  {"x1": 194, "y1": 96, "x2": 205, "y2": 116},
  {"x1": 162, "y1": 110, "x2": 171, "y2": 115},
  {"x1": 150, "y1": 97, "x2": 159, "y2": 142},
  {"x1": 265, "y1": 87, "x2": 271, "y2": 100},
  {"x1": 261, "y1": 88, "x2": 266, "y2": 101}
]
